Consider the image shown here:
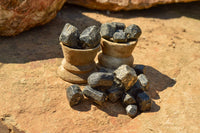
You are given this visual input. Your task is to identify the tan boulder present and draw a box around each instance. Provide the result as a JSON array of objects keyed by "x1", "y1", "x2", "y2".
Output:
[
  {"x1": 67, "y1": 0, "x2": 198, "y2": 11},
  {"x1": 0, "y1": 0, "x2": 66, "y2": 36}
]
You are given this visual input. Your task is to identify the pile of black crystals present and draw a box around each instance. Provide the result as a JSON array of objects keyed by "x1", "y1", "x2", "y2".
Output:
[
  {"x1": 59, "y1": 23, "x2": 101, "y2": 49},
  {"x1": 66, "y1": 64, "x2": 151, "y2": 118},
  {"x1": 100, "y1": 22, "x2": 142, "y2": 43}
]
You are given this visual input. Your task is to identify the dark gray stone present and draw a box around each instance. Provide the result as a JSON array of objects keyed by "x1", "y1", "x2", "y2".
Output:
[
  {"x1": 133, "y1": 65, "x2": 146, "y2": 75},
  {"x1": 111, "y1": 22, "x2": 126, "y2": 30},
  {"x1": 138, "y1": 74, "x2": 149, "y2": 91},
  {"x1": 116, "y1": 29, "x2": 124, "y2": 33},
  {"x1": 83, "y1": 85, "x2": 106, "y2": 105},
  {"x1": 100, "y1": 23, "x2": 116, "y2": 39},
  {"x1": 128, "y1": 77, "x2": 148, "y2": 92},
  {"x1": 79, "y1": 25, "x2": 101, "y2": 48},
  {"x1": 125, "y1": 24, "x2": 142, "y2": 40},
  {"x1": 123, "y1": 93, "x2": 136, "y2": 106},
  {"x1": 59, "y1": 23, "x2": 80, "y2": 48},
  {"x1": 114, "y1": 65, "x2": 137, "y2": 91},
  {"x1": 107, "y1": 83, "x2": 124, "y2": 103},
  {"x1": 113, "y1": 31, "x2": 127, "y2": 43},
  {"x1": 88, "y1": 72, "x2": 114, "y2": 88},
  {"x1": 66, "y1": 84, "x2": 84, "y2": 107},
  {"x1": 113, "y1": 78, "x2": 124, "y2": 89},
  {"x1": 136, "y1": 92, "x2": 152, "y2": 112},
  {"x1": 126, "y1": 105, "x2": 138, "y2": 118},
  {"x1": 98, "y1": 67, "x2": 114, "y2": 73},
  {"x1": 126, "y1": 81, "x2": 144, "y2": 98},
  {"x1": 98, "y1": 68, "x2": 109, "y2": 73}
]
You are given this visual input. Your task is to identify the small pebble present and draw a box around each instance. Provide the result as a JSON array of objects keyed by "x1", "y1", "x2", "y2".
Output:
[
  {"x1": 126, "y1": 105, "x2": 138, "y2": 118},
  {"x1": 172, "y1": 43, "x2": 176, "y2": 48},
  {"x1": 83, "y1": 85, "x2": 106, "y2": 105},
  {"x1": 134, "y1": 65, "x2": 146, "y2": 75},
  {"x1": 66, "y1": 85, "x2": 84, "y2": 107},
  {"x1": 182, "y1": 29, "x2": 186, "y2": 32},
  {"x1": 106, "y1": 10, "x2": 110, "y2": 15},
  {"x1": 138, "y1": 74, "x2": 149, "y2": 91},
  {"x1": 123, "y1": 93, "x2": 136, "y2": 106}
]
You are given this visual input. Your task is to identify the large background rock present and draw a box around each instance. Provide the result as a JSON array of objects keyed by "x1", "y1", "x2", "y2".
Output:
[
  {"x1": 0, "y1": 0, "x2": 66, "y2": 36},
  {"x1": 0, "y1": 0, "x2": 198, "y2": 36},
  {"x1": 67, "y1": 0, "x2": 199, "y2": 11}
]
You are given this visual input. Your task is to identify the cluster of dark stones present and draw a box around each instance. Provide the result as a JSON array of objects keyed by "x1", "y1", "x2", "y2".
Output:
[
  {"x1": 59, "y1": 23, "x2": 101, "y2": 49},
  {"x1": 66, "y1": 64, "x2": 152, "y2": 118},
  {"x1": 100, "y1": 22, "x2": 142, "y2": 43}
]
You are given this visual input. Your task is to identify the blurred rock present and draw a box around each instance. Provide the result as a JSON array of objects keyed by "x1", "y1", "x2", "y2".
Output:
[
  {"x1": 111, "y1": 22, "x2": 126, "y2": 30},
  {"x1": 123, "y1": 93, "x2": 136, "y2": 106},
  {"x1": 133, "y1": 65, "x2": 146, "y2": 75},
  {"x1": 66, "y1": 85, "x2": 84, "y2": 107},
  {"x1": 114, "y1": 65, "x2": 137, "y2": 90},
  {"x1": 59, "y1": 23, "x2": 80, "y2": 48},
  {"x1": 113, "y1": 31, "x2": 127, "y2": 43},
  {"x1": 88, "y1": 72, "x2": 114, "y2": 88},
  {"x1": 98, "y1": 66, "x2": 114, "y2": 73},
  {"x1": 136, "y1": 92, "x2": 152, "y2": 112},
  {"x1": 107, "y1": 83, "x2": 124, "y2": 103},
  {"x1": 126, "y1": 105, "x2": 138, "y2": 118},
  {"x1": 125, "y1": 24, "x2": 142, "y2": 40},
  {"x1": 100, "y1": 23, "x2": 116, "y2": 39},
  {"x1": 138, "y1": 74, "x2": 149, "y2": 91},
  {"x1": 79, "y1": 25, "x2": 101, "y2": 48},
  {"x1": 67, "y1": 0, "x2": 198, "y2": 11},
  {"x1": 0, "y1": 0, "x2": 66, "y2": 36},
  {"x1": 83, "y1": 85, "x2": 106, "y2": 105},
  {"x1": 127, "y1": 81, "x2": 144, "y2": 98},
  {"x1": 113, "y1": 78, "x2": 124, "y2": 89}
]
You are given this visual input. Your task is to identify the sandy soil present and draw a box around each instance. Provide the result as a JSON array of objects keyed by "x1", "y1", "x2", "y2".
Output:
[{"x1": 0, "y1": 2, "x2": 200, "y2": 133}]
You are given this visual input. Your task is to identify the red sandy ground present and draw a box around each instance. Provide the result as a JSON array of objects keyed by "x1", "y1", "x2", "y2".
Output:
[{"x1": 0, "y1": 2, "x2": 200, "y2": 133}]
